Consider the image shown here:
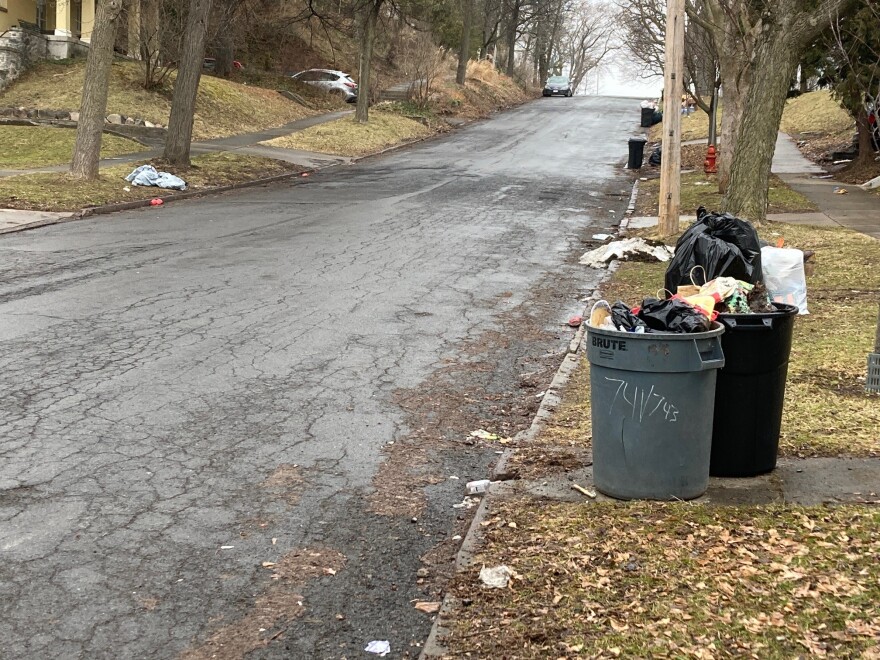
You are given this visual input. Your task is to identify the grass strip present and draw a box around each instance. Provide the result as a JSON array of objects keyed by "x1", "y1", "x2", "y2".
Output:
[
  {"x1": 444, "y1": 498, "x2": 880, "y2": 659},
  {"x1": 0, "y1": 152, "x2": 300, "y2": 212}
]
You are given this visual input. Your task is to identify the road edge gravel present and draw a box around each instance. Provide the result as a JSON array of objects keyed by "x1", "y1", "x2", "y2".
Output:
[{"x1": 418, "y1": 260, "x2": 621, "y2": 659}]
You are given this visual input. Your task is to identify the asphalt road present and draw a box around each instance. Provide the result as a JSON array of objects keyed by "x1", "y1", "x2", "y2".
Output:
[{"x1": 0, "y1": 96, "x2": 636, "y2": 659}]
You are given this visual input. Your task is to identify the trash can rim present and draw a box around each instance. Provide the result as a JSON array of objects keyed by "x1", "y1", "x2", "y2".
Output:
[
  {"x1": 587, "y1": 322, "x2": 725, "y2": 340},
  {"x1": 716, "y1": 302, "x2": 799, "y2": 318}
]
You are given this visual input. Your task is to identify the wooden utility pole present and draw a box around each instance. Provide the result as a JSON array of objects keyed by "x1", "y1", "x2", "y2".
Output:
[{"x1": 658, "y1": 0, "x2": 685, "y2": 235}]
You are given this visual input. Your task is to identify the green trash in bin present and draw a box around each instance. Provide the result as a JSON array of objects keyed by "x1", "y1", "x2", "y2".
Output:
[{"x1": 586, "y1": 324, "x2": 725, "y2": 500}]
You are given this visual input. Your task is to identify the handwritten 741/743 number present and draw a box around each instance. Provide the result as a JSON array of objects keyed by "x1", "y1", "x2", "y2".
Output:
[{"x1": 605, "y1": 377, "x2": 679, "y2": 423}]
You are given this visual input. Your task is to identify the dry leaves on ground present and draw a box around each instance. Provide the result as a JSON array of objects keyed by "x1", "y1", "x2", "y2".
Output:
[{"x1": 443, "y1": 499, "x2": 880, "y2": 659}]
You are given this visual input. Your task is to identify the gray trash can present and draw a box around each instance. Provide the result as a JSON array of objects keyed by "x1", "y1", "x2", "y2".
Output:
[{"x1": 586, "y1": 324, "x2": 725, "y2": 500}]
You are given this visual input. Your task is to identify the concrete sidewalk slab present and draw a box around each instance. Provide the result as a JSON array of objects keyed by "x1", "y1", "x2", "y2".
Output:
[
  {"x1": 773, "y1": 132, "x2": 826, "y2": 174},
  {"x1": 494, "y1": 456, "x2": 880, "y2": 506},
  {"x1": 0, "y1": 208, "x2": 72, "y2": 233}
]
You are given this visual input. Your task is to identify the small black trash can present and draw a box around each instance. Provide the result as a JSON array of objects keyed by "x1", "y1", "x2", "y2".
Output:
[
  {"x1": 628, "y1": 137, "x2": 647, "y2": 170},
  {"x1": 640, "y1": 106, "x2": 655, "y2": 127},
  {"x1": 710, "y1": 303, "x2": 799, "y2": 477}
]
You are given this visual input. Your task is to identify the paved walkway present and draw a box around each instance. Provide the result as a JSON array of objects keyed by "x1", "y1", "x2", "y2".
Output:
[
  {"x1": 631, "y1": 132, "x2": 880, "y2": 239},
  {"x1": 773, "y1": 132, "x2": 880, "y2": 239}
]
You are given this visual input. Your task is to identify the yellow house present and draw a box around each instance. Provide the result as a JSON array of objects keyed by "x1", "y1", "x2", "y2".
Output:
[{"x1": 1, "y1": 0, "x2": 96, "y2": 43}]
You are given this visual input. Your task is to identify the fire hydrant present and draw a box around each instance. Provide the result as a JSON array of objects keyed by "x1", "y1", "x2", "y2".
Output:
[{"x1": 704, "y1": 145, "x2": 718, "y2": 174}]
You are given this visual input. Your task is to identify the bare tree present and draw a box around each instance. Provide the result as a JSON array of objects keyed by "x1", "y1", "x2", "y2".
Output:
[
  {"x1": 71, "y1": 0, "x2": 125, "y2": 180},
  {"x1": 163, "y1": 0, "x2": 214, "y2": 166},
  {"x1": 561, "y1": 1, "x2": 616, "y2": 92}
]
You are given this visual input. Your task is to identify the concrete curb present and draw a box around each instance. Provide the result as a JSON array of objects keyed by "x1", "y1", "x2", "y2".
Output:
[
  {"x1": 419, "y1": 263, "x2": 618, "y2": 659},
  {"x1": 0, "y1": 167, "x2": 320, "y2": 235}
]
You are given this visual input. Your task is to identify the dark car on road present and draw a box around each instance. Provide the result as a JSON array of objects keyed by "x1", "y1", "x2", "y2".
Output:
[{"x1": 543, "y1": 75, "x2": 573, "y2": 97}]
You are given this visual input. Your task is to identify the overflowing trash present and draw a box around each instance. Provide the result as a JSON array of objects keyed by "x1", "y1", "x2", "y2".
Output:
[
  {"x1": 125, "y1": 165, "x2": 187, "y2": 191},
  {"x1": 664, "y1": 206, "x2": 762, "y2": 293},
  {"x1": 648, "y1": 145, "x2": 662, "y2": 166},
  {"x1": 586, "y1": 207, "x2": 814, "y2": 333},
  {"x1": 580, "y1": 238, "x2": 674, "y2": 269}
]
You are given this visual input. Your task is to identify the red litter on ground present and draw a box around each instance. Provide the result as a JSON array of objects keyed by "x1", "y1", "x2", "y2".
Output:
[
  {"x1": 567, "y1": 315, "x2": 583, "y2": 327},
  {"x1": 301, "y1": 172, "x2": 310, "y2": 178},
  {"x1": 150, "y1": 198, "x2": 164, "y2": 206}
]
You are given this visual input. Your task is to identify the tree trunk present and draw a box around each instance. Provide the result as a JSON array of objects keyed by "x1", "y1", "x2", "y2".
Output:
[
  {"x1": 127, "y1": 0, "x2": 141, "y2": 59},
  {"x1": 855, "y1": 106, "x2": 875, "y2": 166},
  {"x1": 716, "y1": 62, "x2": 747, "y2": 194},
  {"x1": 214, "y1": 31, "x2": 234, "y2": 78},
  {"x1": 70, "y1": 0, "x2": 124, "y2": 180},
  {"x1": 505, "y1": 0, "x2": 519, "y2": 77},
  {"x1": 707, "y1": 84, "x2": 718, "y2": 146},
  {"x1": 456, "y1": 0, "x2": 473, "y2": 85},
  {"x1": 163, "y1": 0, "x2": 213, "y2": 166},
  {"x1": 723, "y1": 40, "x2": 800, "y2": 222},
  {"x1": 355, "y1": 0, "x2": 381, "y2": 123}
]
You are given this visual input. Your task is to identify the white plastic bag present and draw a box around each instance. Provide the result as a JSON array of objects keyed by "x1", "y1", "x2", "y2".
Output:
[{"x1": 760, "y1": 246, "x2": 809, "y2": 314}]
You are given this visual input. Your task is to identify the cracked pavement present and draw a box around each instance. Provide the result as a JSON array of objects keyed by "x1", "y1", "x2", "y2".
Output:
[{"x1": 0, "y1": 97, "x2": 635, "y2": 658}]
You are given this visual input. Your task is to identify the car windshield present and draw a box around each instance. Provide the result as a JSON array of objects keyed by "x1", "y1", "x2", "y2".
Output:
[{"x1": 547, "y1": 76, "x2": 568, "y2": 84}]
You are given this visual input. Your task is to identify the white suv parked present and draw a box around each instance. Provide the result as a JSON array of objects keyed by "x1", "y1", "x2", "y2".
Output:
[{"x1": 290, "y1": 69, "x2": 358, "y2": 102}]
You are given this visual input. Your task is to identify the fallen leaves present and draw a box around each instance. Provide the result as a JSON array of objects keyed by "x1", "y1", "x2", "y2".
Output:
[{"x1": 443, "y1": 500, "x2": 880, "y2": 658}]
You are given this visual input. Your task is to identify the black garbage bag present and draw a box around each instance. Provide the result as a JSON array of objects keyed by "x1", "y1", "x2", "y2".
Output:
[
  {"x1": 648, "y1": 145, "x2": 662, "y2": 166},
  {"x1": 611, "y1": 301, "x2": 647, "y2": 332},
  {"x1": 637, "y1": 297, "x2": 711, "y2": 333},
  {"x1": 664, "y1": 206, "x2": 763, "y2": 293}
]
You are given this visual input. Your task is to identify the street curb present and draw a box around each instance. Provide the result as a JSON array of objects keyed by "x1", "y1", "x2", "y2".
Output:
[
  {"x1": 619, "y1": 178, "x2": 640, "y2": 235},
  {"x1": 0, "y1": 167, "x2": 320, "y2": 235},
  {"x1": 419, "y1": 264, "x2": 618, "y2": 660}
]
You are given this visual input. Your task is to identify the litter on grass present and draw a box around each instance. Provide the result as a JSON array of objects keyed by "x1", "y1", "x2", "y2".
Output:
[
  {"x1": 580, "y1": 238, "x2": 674, "y2": 269},
  {"x1": 364, "y1": 640, "x2": 391, "y2": 656},
  {"x1": 125, "y1": 165, "x2": 187, "y2": 190},
  {"x1": 413, "y1": 601, "x2": 441, "y2": 613},
  {"x1": 470, "y1": 429, "x2": 499, "y2": 441},
  {"x1": 479, "y1": 565, "x2": 513, "y2": 589}
]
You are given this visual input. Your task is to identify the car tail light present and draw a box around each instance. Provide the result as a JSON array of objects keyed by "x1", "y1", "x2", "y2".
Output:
[{"x1": 345, "y1": 82, "x2": 357, "y2": 89}]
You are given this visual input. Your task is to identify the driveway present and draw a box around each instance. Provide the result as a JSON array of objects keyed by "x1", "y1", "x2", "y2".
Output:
[{"x1": 0, "y1": 96, "x2": 636, "y2": 659}]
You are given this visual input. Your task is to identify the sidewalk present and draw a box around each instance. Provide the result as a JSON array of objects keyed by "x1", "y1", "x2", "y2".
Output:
[
  {"x1": 774, "y1": 132, "x2": 880, "y2": 239},
  {"x1": 630, "y1": 132, "x2": 880, "y2": 239}
]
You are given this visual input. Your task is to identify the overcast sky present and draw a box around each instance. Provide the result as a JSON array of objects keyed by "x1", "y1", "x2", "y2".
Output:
[{"x1": 582, "y1": 52, "x2": 664, "y2": 99}]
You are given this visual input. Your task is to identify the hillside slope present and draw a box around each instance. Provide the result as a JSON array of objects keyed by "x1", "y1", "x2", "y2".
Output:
[{"x1": 0, "y1": 59, "x2": 317, "y2": 140}]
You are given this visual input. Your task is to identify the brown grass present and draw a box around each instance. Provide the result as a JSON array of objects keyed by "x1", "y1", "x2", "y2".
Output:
[
  {"x1": 443, "y1": 499, "x2": 880, "y2": 658},
  {"x1": 0, "y1": 125, "x2": 147, "y2": 168},
  {"x1": 1, "y1": 59, "x2": 316, "y2": 140},
  {"x1": 0, "y1": 152, "x2": 300, "y2": 212},
  {"x1": 262, "y1": 109, "x2": 432, "y2": 157}
]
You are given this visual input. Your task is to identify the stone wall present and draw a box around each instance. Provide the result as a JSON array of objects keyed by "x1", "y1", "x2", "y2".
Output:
[{"x1": 0, "y1": 27, "x2": 89, "y2": 93}]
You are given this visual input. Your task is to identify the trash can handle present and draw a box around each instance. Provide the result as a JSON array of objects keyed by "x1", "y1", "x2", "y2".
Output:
[
  {"x1": 695, "y1": 338, "x2": 725, "y2": 371},
  {"x1": 723, "y1": 317, "x2": 775, "y2": 331}
]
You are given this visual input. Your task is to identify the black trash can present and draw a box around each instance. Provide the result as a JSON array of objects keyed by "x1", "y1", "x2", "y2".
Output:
[
  {"x1": 710, "y1": 303, "x2": 799, "y2": 477},
  {"x1": 628, "y1": 137, "x2": 647, "y2": 170},
  {"x1": 640, "y1": 106, "x2": 655, "y2": 127}
]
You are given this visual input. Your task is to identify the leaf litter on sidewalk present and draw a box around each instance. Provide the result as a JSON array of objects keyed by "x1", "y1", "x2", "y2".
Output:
[{"x1": 443, "y1": 498, "x2": 880, "y2": 659}]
